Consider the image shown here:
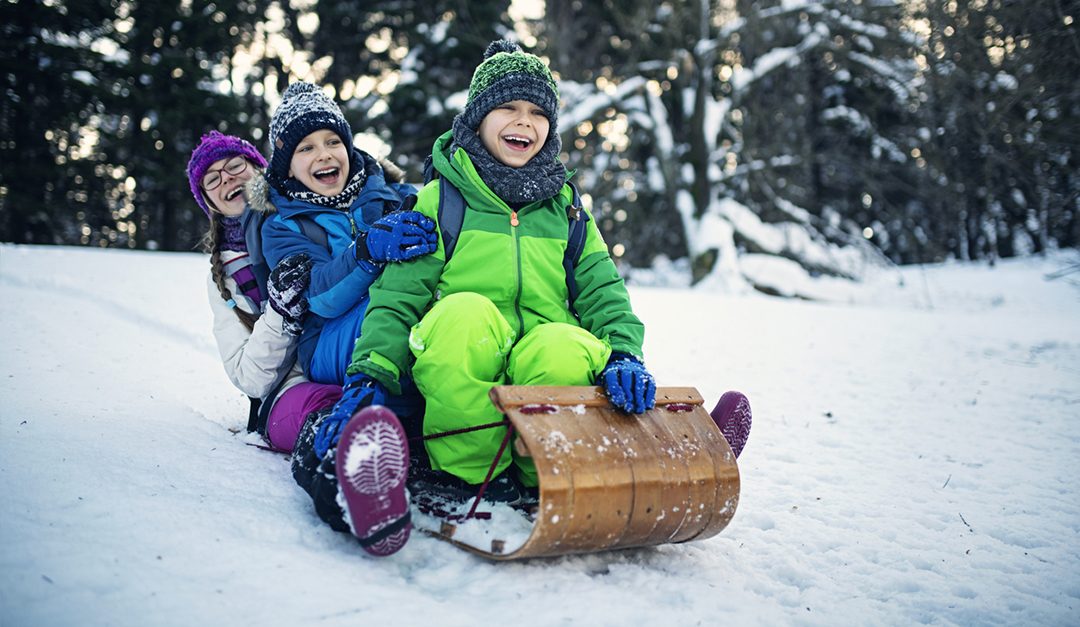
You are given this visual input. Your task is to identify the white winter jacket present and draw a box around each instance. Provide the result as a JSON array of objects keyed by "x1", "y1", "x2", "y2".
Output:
[{"x1": 207, "y1": 249, "x2": 305, "y2": 411}]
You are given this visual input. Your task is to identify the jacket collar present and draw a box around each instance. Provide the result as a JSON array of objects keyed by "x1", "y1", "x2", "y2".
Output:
[{"x1": 251, "y1": 149, "x2": 403, "y2": 227}]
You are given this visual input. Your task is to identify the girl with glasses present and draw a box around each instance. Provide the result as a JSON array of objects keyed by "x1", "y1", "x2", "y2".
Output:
[{"x1": 186, "y1": 131, "x2": 342, "y2": 455}]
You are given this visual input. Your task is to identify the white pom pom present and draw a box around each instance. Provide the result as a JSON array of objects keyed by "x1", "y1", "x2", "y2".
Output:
[{"x1": 282, "y1": 82, "x2": 318, "y2": 100}]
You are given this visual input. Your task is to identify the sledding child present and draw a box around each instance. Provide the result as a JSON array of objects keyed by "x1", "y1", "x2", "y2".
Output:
[
  {"x1": 314, "y1": 40, "x2": 755, "y2": 515},
  {"x1": 251, "y1": 83, "x2": 438, "y2": 556},
  {"x1": 187, "y1": 131, "x2": 342, "y2": 455}
]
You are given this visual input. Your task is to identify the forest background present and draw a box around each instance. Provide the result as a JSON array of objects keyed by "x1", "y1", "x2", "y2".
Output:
[{"x1": 2, "y1": 0, "x2": 1077, "y2": 293}]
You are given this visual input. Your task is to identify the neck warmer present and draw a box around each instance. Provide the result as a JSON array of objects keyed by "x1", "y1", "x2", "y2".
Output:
[
  {"x1": 451, "y1": 116, "x2": 566, "y2": 204},
  {"x1": 280, "y1": 151, "x2": 367, "y2": 210},
  {"x1": 219, "y1": 215, "x2": 246, "y2": 253}
]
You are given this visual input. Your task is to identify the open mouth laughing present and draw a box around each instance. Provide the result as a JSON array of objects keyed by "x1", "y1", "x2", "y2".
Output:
[
  {"x1": 313, "y1": 166, "x2": 341, "y2": 185},
  {"x1": 223, "y1": 185, "x2": 244, "y2": 202},
  {"x1": 502, "y1": 134, "x2": 534, "y2": 151}
]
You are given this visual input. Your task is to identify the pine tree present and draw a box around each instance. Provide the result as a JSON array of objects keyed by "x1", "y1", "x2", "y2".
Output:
[
  {"x1": 299, "y1": 0, "x2": 511, "y2": 175},
  {"x1": 1, "y1": 0, "x2": 268, "y2": 251},
  {"x1": 0, "y1": 0, "x2": 117, "y2": 245},
  {"x1": 537, "y1": 0, "x2": 908, "y2": 293},
  {"x1": 97, "y1": 0, "x2": 267, "y2": 250},
  {"x1": 916, "y1": 0, "x2": 1079, "y2": 261}
]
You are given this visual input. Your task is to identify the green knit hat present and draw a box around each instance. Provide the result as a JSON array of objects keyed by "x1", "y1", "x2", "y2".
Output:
[{"x1": 458, "y1": 40, "x2": 559, "y2": 133}]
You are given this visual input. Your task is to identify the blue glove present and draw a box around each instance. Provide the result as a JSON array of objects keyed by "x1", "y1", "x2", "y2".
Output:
[
  {"x1": 313, "y1": 372, "x2": 388, "y2": 458},
  {"x1": 358, "y1": 210, "x2": 437, "y2": 263},
  {"x1": 598, "y1": 352, "x2": 656, "y2": 414}
]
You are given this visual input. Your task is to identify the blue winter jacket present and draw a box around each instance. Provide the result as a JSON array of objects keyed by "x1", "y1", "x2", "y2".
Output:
[{"x1": 255, "y1": 150, "x2": 415, "y2": 385}]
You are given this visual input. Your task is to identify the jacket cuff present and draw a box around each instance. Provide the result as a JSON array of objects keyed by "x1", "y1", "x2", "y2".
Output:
[
  {"x1": 353, "y1": 231, "x2": 372, "y2": 261},
  {"x1": 349, "y1": 251, "x2": 382, "y2": 275},
  {"x1": 347, "y1": 352, "x2": 401, "y2": 395},
  {"x1": 260, "y1": 306, "x2": 295, "y2": 336},
  {"x1": 609, "y1": 350, "x2": 643, "y2": 365}
]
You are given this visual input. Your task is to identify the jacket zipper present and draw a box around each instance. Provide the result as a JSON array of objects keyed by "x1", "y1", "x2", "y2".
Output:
[
  {"x1": 346, "y1": 212, "x2": 358, "y2": 238},
  {"x1": 511, "y1": 210, "x2": 525, "y2": 338}
]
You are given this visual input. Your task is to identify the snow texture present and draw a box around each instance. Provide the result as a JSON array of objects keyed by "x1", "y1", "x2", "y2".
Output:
[{"x1": 2, "y1": 244, "x2": 1079, "y2": 626}]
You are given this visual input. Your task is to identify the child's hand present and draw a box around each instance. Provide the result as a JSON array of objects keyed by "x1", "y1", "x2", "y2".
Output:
[
  {"x1": 267, "y1": 253, "x2": 313, "y2": 334},
  {"x1": 359, "y1": 210, "x2": 438, "y2": 263},
  {"x1": 314, "y1": 372, "x2": 388, "y2": 458},
  {"x1": 598, "y1": 352, "x2": 656, "y2": 414}
]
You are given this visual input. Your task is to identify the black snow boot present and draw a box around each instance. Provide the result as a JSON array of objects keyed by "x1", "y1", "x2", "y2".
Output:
[{"x1": 291, "y1": 408, "x2": 349, "y2": 533}]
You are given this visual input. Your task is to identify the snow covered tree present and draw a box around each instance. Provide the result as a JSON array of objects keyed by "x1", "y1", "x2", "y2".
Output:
[
  {"x1": 533, "y1": 0, "x2": 909, "y2": 295},
  {"x1": 1, "y1": 0, "x2": 269, "y2": 251},
  {"x1": 0, "y1": 0, "x2": 117, "y2": 246},
  {"x1": 913, "y1": 0, "x2": 1079, "y2": 261},
  {"x1": 105, "y1": 1, "x2": 268, "y2": 250},
  {"x1": 728, "y1": 0, "x2": 921, "y2": 280}
]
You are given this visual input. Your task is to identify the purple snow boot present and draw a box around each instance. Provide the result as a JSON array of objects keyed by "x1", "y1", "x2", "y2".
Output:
[
  {"x1": 335, "y1": 405, "x2": 412, "y2": 556},
  {"x1": 710, "y1": 391, "x2": 752, "y2": 458}
]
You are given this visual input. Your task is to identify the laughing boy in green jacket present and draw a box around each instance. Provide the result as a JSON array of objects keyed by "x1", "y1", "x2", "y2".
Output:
[{"x1": 315, "y1": 40, "x2": 656, "y2": 505}]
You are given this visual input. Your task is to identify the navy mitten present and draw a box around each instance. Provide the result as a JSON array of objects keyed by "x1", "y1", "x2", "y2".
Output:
[{"x1": 267, "y1": 253, "x2": 313, "y2": 334}]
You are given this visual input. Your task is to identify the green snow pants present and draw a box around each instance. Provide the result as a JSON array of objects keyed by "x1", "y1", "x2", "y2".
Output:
[{"x1": 409, "y1": 292, "x2": 612, "y2": 486}]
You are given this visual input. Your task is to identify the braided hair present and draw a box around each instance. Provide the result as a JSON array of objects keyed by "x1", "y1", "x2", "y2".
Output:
[{"x1": 201, "y1": 211, "x2": 258, "y2": 331}]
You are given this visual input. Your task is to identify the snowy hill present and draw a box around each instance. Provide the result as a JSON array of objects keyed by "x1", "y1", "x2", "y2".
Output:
[{"x1": 2, "y1": 243, "x2": 1078, "y2": 626}]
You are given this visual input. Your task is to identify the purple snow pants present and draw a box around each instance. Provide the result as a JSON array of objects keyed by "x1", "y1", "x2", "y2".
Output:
[{"x1": 266, "y1": 382, "x2": 342, "y2": 452}]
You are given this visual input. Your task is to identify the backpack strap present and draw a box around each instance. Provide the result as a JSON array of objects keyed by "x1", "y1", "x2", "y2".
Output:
[
  {"x1": 436, "y1": 176, "x2": 590, "y2": 320},
  {"x1": 424, "y1": 155, "x2": 468, "y2": 261},
  {"x1": 563, "y1": 182, "x2": 589, "y2": 322},
  {"x1": 222, "y1": 253, "x2": 264, "y2": 312},
  {"x1": 294, "y1": 215, "x2": 330, "y2": 252},
  {"x1": 422, "y1": 154, "x2": 437, "y2": 185},
  {"x1": 436, "y1": 178, "x2": 467, "y2": 261}
]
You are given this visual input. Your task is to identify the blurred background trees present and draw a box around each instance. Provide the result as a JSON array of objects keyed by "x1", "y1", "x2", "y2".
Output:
[{"x1": 2, "y1": 0, "x2": 1076, "y2": 292}]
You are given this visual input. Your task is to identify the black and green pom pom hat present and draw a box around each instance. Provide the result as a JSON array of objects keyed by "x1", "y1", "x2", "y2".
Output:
[{"x1": 457, "y1": 40, "x2": 560, "y2": 136}]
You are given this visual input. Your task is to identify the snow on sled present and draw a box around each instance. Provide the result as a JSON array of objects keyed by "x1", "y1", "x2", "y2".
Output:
[{"x1": 412, "y1": 386, "x2": 740, "y2": 560}]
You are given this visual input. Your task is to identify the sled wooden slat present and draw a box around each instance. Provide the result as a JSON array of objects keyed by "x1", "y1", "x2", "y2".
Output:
[{"x1": 474, "y1": 385, "x2": 740, "y2": 560}]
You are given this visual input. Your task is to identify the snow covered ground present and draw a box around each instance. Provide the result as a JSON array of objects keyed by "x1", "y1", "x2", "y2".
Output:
[{"x1": 2, "y1": 243, "x2": 1078, "y2": 626}]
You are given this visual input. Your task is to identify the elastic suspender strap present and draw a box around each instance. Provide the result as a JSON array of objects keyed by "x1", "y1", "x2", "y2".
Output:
[
  {"x1": 253, "y1": 373, "x2": 290, "y2": 436},
  {"x1": 462, "y1": 422, "x2": 515, "y2": 522}
]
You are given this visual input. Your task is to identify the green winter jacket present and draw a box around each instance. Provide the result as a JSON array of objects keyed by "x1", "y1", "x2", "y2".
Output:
[{"x1": 348, "y1": 130, "x2": 645, "y2": 394}]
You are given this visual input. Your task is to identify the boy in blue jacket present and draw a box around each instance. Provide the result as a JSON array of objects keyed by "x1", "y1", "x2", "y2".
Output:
[
  {"x1": 255, "y1": 82, "x2": 435, "y2": 388},
  {"x1": 253, "y1": 82, "x2": 436, "y2": 557}
]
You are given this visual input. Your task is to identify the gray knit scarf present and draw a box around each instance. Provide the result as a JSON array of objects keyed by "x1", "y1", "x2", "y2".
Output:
[{"x1": 451, "y1": 116, "x2": 566, "y2": 204}]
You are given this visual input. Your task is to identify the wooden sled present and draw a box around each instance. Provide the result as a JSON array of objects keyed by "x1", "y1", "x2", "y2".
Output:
[{"x1": 423, "y1": 386, "x2": 740, "y2": 560}]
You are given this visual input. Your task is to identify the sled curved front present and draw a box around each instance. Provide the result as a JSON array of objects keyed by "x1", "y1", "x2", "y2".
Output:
[{"x1": 462, "y1": 386, "x2": 740, "y2": 560}]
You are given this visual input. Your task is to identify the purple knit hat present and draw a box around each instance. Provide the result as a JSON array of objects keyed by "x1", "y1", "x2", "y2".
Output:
[{"x1": 186, "y1": 131, "x2": 267, "y2": 216}]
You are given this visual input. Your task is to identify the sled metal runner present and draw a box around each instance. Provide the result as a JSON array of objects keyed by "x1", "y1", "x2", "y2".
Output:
[{"x1": 428, "y1": 386, "x2": 740, "y2": 560}]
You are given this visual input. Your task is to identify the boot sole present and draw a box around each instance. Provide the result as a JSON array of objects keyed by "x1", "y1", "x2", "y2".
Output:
[
  {"x1": 335, "y1": 405, "x2": 412, "y2": 556},
  {"x1": 711, "y1": 391, "x2": 752, "y2": 458}
]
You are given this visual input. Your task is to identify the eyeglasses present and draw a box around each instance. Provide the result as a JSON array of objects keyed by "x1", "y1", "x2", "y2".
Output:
[{"x1": 202, "y1": 157, "x2": 249, "y2": 191}]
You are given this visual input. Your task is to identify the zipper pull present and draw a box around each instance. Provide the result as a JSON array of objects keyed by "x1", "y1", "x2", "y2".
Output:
[{"x1": 510, "y1": 210, "x2": 519, "y2": 227}]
